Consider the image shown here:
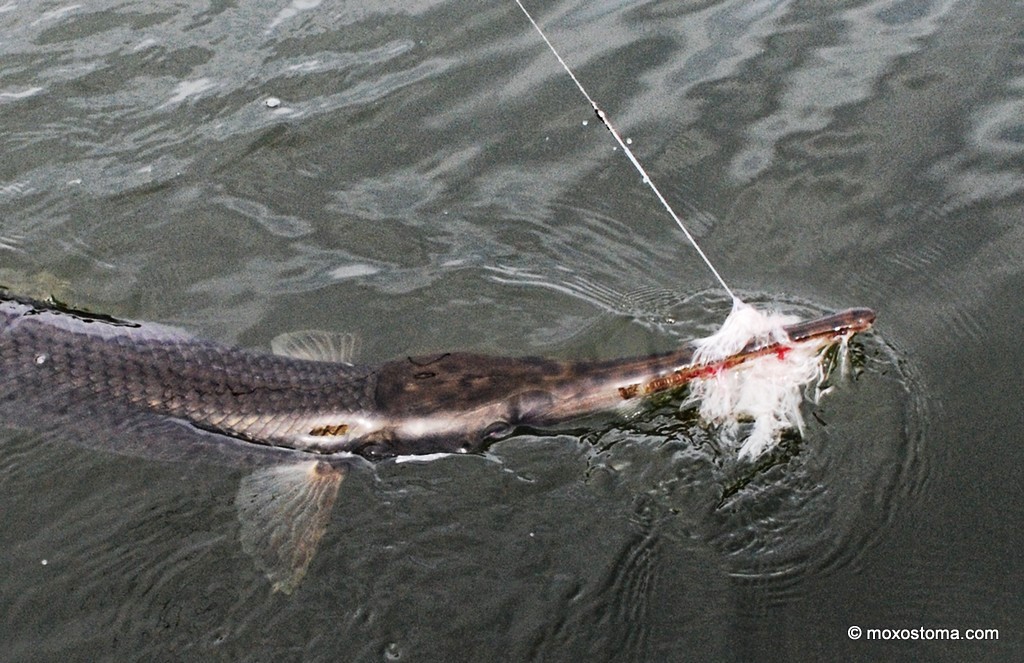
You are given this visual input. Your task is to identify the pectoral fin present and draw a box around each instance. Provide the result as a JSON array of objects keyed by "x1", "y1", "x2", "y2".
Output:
[{"x1": 235, "y1": 460, "x2": 346, "y2": 594}]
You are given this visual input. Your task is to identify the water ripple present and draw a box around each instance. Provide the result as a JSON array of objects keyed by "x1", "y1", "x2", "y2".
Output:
[
  {"x1": 731, "y1": 0, "x2": 960, "y2": 180},
  {"x1": 581, "y1": 293, "x2": 927, "y2": 600}
]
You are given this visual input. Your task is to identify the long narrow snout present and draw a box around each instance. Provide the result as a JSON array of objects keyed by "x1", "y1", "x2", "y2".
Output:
[
  {"x1": 682, "y1": 307, "x2": 876, "y2": 379},
  {"x1": 294, "y1": 306, "x2": 878, "y2": 456},
  {"x1": 523, "y1": 307, "x2": 876, "y2": 426},
  {"x1": 782, "y1": 307, "x2": 875, "y2": 345}
]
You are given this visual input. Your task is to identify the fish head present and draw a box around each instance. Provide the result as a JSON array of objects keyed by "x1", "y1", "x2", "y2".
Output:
[
  {"x1": 782, "y1": 307, "x2": 875, "y2": 347},
  {"x1": 369, "y1": 353, "x2": 568, "y2": 456},
  {"x1": 703, "y1": 306, "x2": 876, "y2": 368},
  {"x1": 363, "y1": 308, "x2": 876, "y2": 459}
]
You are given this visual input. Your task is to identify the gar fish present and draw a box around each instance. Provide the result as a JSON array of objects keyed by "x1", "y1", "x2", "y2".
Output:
[{"x1": 0, "y1": 294, "x2": 874, "y2": 592}]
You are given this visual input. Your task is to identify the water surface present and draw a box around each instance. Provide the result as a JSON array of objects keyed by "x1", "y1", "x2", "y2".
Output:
[{"x1": 1, "y1": 0, "x2": 1021, "y2": 661}]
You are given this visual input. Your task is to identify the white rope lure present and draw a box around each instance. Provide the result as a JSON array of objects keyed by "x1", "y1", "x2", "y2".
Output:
[{"x1": 513, "y1": 1, "x2": 858, "y2": 459}]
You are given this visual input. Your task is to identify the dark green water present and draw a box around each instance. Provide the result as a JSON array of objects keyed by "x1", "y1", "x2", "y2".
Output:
[{"x1": 0, "y1": 1, "x2": 1020, "y2": 661}]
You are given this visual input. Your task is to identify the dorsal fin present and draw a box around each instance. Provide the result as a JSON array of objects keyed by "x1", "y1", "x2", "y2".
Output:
[
  {"x1": 235, "y1": 461, "x2": 346, "y2": 594},
  {"x1": 270, "y1": 330, "x2": 359, "y2": 364}
]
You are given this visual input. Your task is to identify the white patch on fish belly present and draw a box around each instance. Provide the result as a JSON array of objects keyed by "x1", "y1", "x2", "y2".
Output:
[{"x1": 393, "y1": 452, "x2": 458, "y2": 464}]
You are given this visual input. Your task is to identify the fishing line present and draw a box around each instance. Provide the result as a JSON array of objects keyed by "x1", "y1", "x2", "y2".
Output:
[
  {"x1": 513, "y1": 0, "x2": 740, "y2": 304},
  {"x1": 512, "y1": 2, "x2": 862, "y2": 460}
]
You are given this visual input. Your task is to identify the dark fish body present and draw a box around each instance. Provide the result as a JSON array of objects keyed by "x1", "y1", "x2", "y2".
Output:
[
  {"x1": 0, "y1": 296, "x2": 372, "y2": 466},
  {"x1": 0, "y1": 295, "x2": 874, "y2": 463},
  {"x1": 0, "y1": 293, "x2": 874, "y2": 592}
]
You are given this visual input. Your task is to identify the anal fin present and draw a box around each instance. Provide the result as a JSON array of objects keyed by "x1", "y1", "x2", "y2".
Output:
[{"x1": 235, "y1": 460, "x2": 346, "y2": 594}]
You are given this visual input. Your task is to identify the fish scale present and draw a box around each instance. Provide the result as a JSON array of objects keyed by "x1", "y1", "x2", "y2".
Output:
[
  {"x1": 0, "y1": 293, "x2": 873, "y2": 592},
  {"x1": 0, "y1": 294, "x2": 873, "y2": 463},
  {"x1": 0, "y1": 296, "x2": 380, "y2": 458}
]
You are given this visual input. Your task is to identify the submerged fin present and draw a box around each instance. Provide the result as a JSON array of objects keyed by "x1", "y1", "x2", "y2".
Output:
[
  {"x1": 235, "y1": 460, "x2": 346, "y2": 594},
  {"x1": 271, "y1": 329, "x2": 360, "y2": 364}
]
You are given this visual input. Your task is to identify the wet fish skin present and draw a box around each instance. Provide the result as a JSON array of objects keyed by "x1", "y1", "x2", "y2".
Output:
[
  {"x1": 0, "y1": 295, "x2": 377, "y2": 463},
  {"x1": 0, "y1": 295, "x2": 874, "y2": 463},
  {"x1": 0, "y1": 294, "x2": 374, "y2": 593},
  {"x1": 0, "y1": 293, "x2": 663, "y2": 461},
  {"x1": 0, "y1": 293, "x2": 873, "y2": 593}
]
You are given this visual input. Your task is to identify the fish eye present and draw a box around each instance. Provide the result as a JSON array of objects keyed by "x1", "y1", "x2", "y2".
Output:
[
  {"x1": 482, "y1": 421, "x2": 512, "y2": 440},
  {"x1": 358, "y1": 442, "x2": 389, "y2": 459}
]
